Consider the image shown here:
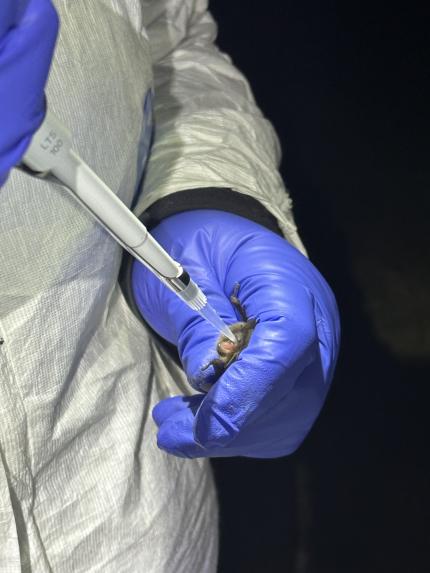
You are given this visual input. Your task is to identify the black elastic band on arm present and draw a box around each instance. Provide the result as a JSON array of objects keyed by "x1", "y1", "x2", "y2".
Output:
[{"x1": 137, "y1": 187, "x2": 284, "y2": 236}]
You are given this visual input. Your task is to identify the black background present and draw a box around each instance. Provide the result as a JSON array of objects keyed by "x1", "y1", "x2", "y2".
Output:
[{"x1": 209, "y1": 2, "x2": 430, "y2": 572}]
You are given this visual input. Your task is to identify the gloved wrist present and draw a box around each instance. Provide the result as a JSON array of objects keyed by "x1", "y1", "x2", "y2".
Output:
[{"x1": 131, "y1": 209, "x2": 340, "y2": 458}]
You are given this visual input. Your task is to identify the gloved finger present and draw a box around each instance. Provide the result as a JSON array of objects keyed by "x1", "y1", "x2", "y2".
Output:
[
  {"x1": 155, "y1": 399, "x2": 211, "y2": 458},
  {"x1": 234, "y1": 273, "x2": 338, "y2": 382},
  {"x1": 193, "y1": 296, "x2": 319, "y2": 448},
  {"x1": 0, "y1": 0, "x2": 58, "y2": 167},
  {"x1": 132, "y1": 257, "x2": 240, "y2": 390},
  {"x1": 152, "y1": 395, "x2": 204, "y2": 428},
  {"x1": 0, "y1": 1, "x2": 28, "y2": 37},
  {"x1": 155, "y1": 398, "x2": 240, "y2": 458},
  {"x1": 1, "y1": 0, "x2": 58, "y2": 62}
]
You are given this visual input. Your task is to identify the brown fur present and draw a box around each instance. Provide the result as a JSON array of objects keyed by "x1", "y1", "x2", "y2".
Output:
[{"x1": 202, "y1": 283, "x2": 257, "y2": 372}]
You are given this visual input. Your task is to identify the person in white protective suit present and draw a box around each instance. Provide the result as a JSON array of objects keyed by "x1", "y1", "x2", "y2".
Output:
[{"x1": 0, "y1": 1, "x2": 340, "y2": 571}]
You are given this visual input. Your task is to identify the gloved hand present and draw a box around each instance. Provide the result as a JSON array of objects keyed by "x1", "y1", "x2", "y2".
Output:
[
  {"x1": 0, "y1": 0, "x2": 59, "y2": 186},
  {"x1": 132, "y1": 210, "x2": 340, "y2": 458}
]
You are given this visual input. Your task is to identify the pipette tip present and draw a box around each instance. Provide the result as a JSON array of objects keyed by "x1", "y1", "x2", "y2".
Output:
[
  {"x1": 175, "y1": 276, "x2": 237, "y2": 342},
  {"x1": 220, "y1": 324, "x2": 237, "y2": 343},
  {"x1": 198, "y1": 301, "x2": 237, "y2": 343}
]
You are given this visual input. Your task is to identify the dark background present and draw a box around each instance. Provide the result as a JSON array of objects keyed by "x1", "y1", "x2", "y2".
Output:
[{"x1": 209, "y1": 2, "x2": 430, "y2": 572}]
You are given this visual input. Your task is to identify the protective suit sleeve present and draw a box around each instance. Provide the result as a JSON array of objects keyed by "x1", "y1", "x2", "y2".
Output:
[{"x1": 136, "y1": 0, "x2": 305, "y2": 254}]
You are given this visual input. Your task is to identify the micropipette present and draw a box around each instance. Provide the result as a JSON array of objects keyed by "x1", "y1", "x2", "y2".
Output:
[{"x1": 19, "y1": 110, "x2": 236, "y2": 343}]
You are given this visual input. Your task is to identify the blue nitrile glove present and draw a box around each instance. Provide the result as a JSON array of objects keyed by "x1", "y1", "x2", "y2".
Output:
[
  {"x1": 0, "y1": 0, "x2": 59, "y2": 186},
  {"x1": 132, "y1": 210, "x2": 340, "y2": 458}
]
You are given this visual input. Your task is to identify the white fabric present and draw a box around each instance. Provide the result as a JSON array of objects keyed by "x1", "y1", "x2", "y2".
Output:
[
  {"x1": 0, "y1": 1, "x2": 302, "y2": 570},
  {"x1": 138, "y1": 1, "x2": 305, "y2": 252}
]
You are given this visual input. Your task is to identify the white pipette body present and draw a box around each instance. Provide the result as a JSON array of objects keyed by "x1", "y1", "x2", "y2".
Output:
[{"x1": 21, "y1": 110, "x2": 236, "y2": 342}]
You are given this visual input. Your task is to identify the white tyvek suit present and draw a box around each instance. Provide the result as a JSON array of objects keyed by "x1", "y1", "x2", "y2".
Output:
[{"x1": 0, "y1": 1, "x2": 305, "y2": 571}]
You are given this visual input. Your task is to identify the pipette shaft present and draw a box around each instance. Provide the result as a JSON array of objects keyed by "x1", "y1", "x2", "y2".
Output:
[{"x1": 20, "y1": 110, "x2": 236, "y2": 342}]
